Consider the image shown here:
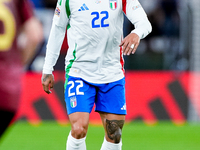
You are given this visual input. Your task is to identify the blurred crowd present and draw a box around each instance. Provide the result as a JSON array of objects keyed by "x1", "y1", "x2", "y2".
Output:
[
  {"x1": 124, "y1": 0, "x2": 183, "y2": 70},
  {"x1": 0, "y1": 0, "x2": 43, "y2": 138},
  {"x1": 29, "y1": 0, "x2": 184, "y2": 71},
  {"x1": 31, "y1": 0, "x2": 57, "y2": 8}
]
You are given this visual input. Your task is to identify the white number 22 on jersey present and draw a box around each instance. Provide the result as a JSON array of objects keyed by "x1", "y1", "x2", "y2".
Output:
[{"x1": 68, "y1": 80, "x2": 84, "y2": 97}]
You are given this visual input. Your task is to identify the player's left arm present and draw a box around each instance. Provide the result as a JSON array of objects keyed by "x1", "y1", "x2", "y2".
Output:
[
  {"x1": 42, "y1": 0, "x2": 69, "y2": 94},
  {"x1": 120, "y1": 0, "x2": 152, "y2": 55}
]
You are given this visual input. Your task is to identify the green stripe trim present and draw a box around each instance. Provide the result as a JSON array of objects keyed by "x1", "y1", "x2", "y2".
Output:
[
  {"x1": 67, "y1": 24, "x2": 71, "y2": 30},
  {"x1": 59, "y1": 0, "x2": 62, "y2": 6},
  {"x1": 64, "y1": 44, "x2": 77, "y2": 90},
  {"x1": 110, "y1": 3, "x2": 112, "y2": 8},
  {"x1": 65, "y1": 0, "x2": 70, "y2": 18}
]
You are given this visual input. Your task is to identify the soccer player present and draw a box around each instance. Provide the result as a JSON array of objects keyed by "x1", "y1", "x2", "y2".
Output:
[
  {"x1": 0, "y1": 0, "x2": 43, "y2": 138},
  {"x1": 42, "y1": 0, "x2": 152, "y2": 149}
]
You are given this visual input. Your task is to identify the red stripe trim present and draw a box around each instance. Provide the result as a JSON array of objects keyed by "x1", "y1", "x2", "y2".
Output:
[
  {"x1": 115, "y1": 2, "x2": 117, "y2": 8},
  {"x1": 120, "y1": 46, "x2": 125, "y2": 75},
  {"x1": 122, "y1": 0, "x2": 127, "y2": 14}
]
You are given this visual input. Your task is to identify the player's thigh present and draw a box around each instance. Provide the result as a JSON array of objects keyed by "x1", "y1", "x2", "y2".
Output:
[
  {"x1": 69, "y1": 112, "x2": 90, "y2": 128},
  {"x1": 69, "y1": 112, "x2": 90, "y2": 122}
]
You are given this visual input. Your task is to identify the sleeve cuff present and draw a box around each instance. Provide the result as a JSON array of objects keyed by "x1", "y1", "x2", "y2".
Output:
[
  {"x1": 42, "y1": 68, "x2": 53, "y2": 74},
  {"x1": 131, "y1": 29, "x2": 143, "y2": 39}
]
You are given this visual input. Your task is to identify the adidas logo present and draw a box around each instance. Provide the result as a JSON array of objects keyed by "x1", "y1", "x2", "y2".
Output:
[
  {"x1": 78, "y1": 3, "x2": 89, "y2": 11},
  {"x1": 121, "y1": 103, "x2": 126, "y2": 110}
]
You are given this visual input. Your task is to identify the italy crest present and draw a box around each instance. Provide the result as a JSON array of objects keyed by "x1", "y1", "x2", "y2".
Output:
[
  {"x1": 109, "y1": 0, "x2": 117, "y2": 10},
  {"x1": 70, "y1": 96, "x2": 77, "y2": 108}
]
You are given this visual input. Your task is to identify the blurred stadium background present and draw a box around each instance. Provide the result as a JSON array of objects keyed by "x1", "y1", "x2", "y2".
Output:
[{"x1": 1, "y1": 0, "x2": 200, "y2": 149}]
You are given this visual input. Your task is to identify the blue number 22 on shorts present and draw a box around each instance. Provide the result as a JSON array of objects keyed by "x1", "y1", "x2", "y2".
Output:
[{"x1": 64, "y1": 76, "x2": 127, "y2": 115}]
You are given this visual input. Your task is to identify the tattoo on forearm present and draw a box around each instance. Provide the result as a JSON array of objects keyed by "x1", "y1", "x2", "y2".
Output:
[
  {"x1": 43, "y1": 74, "x2": 51, "y2": 82},
  {"x1": 106, "y1": 119, "x2": 124, "y2": 143}
]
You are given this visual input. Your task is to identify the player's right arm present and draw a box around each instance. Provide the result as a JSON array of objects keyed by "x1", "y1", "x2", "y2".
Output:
[
  {"x1": 42, "y1": 0, "x2": 69, "y2": 94},
  {"x1": 120, "y1": 0, "x2": 152, "y2": 55}
]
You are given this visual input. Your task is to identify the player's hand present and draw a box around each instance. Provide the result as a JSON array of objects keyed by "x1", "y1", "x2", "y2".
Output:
[
  {"x1": 119, "y1": 33, "x2": 140, "y2": 55},
  {"x1": 41, "y1": 74, "x2": 54, "y2": 94}
]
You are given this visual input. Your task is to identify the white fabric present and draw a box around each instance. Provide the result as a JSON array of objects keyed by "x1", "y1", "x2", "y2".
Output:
[
  {"x1": 100, "y1": 137, "x2": 122, "y2": 150},
  {"x1": 43, "y1": 0, "x2": 152, "y2": 83},
  {"x1": 66, "y1": 131, "x2": 86, "y2": 150},
  {"x1": 43, "y1": 23, "x2": 66, "y2": 74}
]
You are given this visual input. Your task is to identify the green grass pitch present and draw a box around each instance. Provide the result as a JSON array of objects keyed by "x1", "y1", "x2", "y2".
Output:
[{"x1": 1, "y1": 121, "x2": 200, "y2": 150}]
